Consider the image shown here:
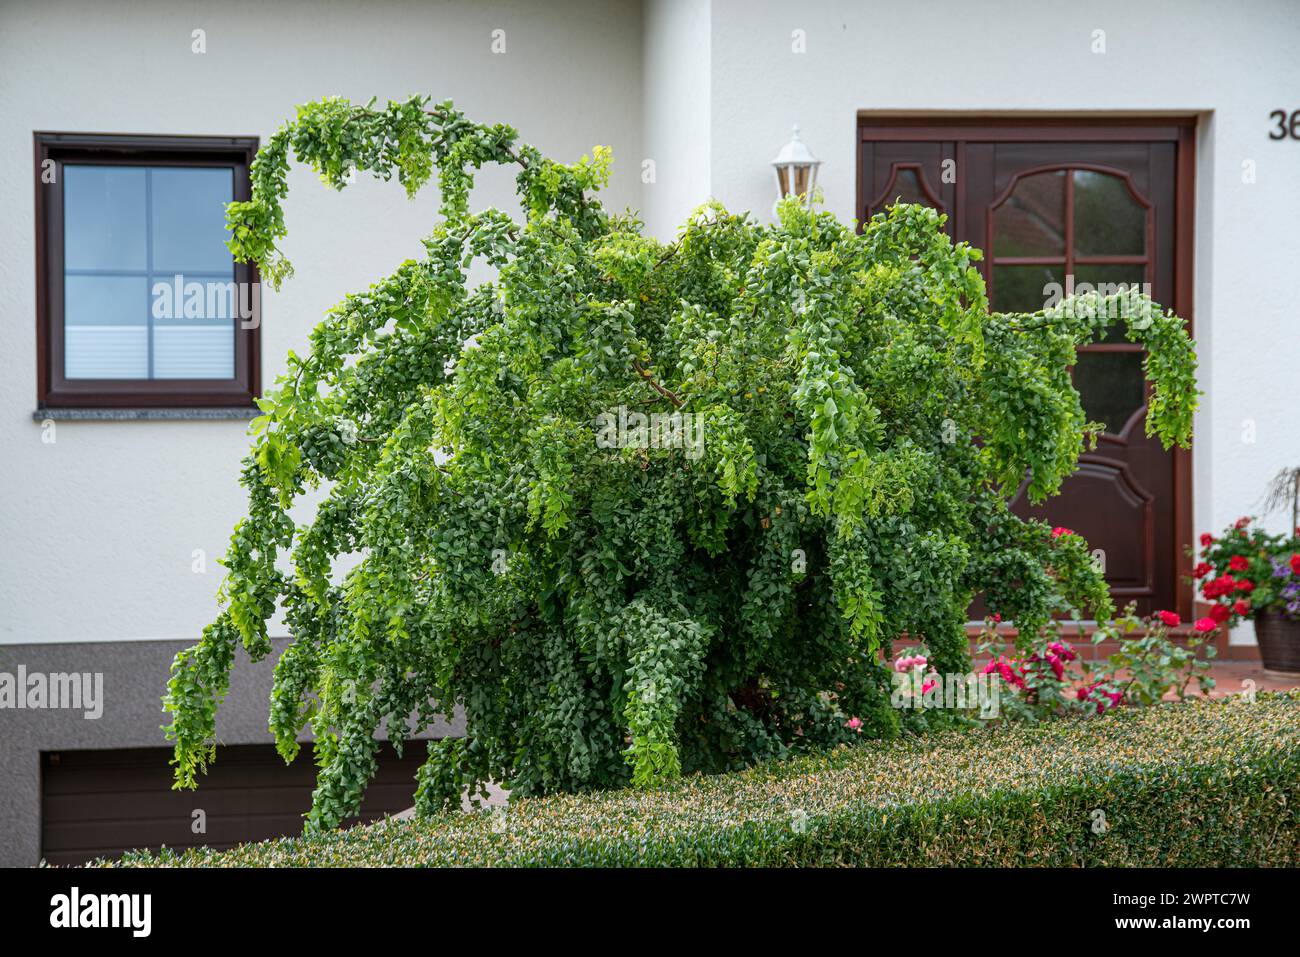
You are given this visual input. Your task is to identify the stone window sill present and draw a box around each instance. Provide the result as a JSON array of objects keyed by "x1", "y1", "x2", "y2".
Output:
[{"x1": 32, "y1": 407, "x2": 260, "y2": 422}]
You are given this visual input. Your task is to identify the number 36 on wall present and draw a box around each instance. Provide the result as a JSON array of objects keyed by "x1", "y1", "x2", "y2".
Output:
[{"x1": 1269, "y1": 110, "x2": 1300, "y2": 140}]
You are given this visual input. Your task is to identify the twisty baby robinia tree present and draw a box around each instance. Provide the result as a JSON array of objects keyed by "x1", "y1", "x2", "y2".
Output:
[{"x1": 165, "y1": 96, "x2": 1197, "y2": 831}]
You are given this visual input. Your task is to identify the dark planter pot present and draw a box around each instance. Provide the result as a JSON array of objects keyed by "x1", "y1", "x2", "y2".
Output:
[{"x1": 1254, "y1": 611, "x2": 1300, "y2": 673}]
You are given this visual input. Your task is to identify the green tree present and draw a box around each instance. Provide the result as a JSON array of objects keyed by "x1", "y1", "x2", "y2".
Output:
[{"x1": 164, "y1": 96, "x2": 1198, "y2": 832}]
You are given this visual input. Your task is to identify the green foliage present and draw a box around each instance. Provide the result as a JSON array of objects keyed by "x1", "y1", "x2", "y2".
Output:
[
  {"x1": 1088, "y1": 607, "x2": 1216, "y2": 705},
  {"x1": 127, "y1": 694, "x2": 1299, "y2": 867},
  {"x1": 163, "y1": 95, "x2": 1198, "y2": 831}
]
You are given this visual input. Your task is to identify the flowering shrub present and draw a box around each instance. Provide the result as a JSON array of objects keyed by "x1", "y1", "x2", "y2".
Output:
[
  {"x1": 160, "y1": 95, "x2": 1198, "y2": 832},
  {"x1": 890, "y1": 649, "x2": 937, "y2": 704},
  {"x1": 892, "y1": 650, "x2": 937, "y2": 695},
  {"x1": 978, "y1": 605, "x2": 1214, "y2": 719},
  {"x1": 1087, "y1": 609, "x2": 1215, "y2": 705},
  {"x1": 978, "y1": 616, "x2": 1084, "y2": 721},
  {"x1": 1193, "y1": 517, "x2": 1300, "y2": 633}
]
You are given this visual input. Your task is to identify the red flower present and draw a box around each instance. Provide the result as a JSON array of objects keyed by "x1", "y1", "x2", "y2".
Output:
[
  {"x1": 1046, "y1": 653, "x2": 1065, "y2": 680},
  {"x1": 1236, "y1": 579, "x2": 1255, "y2": 593},
  {"x1": 1051, "y1": 526, "x2": 1074, "y2": 539},
  {"x1": 1210, "y1": 603, "x2": 1231, "y2": 623},
  {"x1": 1229, "y1": 555, "x2": 1249, "y2": 571},
  {"x1": 1233, "y1": 599, "x2": 1251, "y2": 616},
  {"x1": 1194, "y1": 617, "x2": 1218, "y2": 633},
  {"x1": 1290, "y1": 554, "x2": 1300, "y2": 575},
  {"x1": 986, "y1": 656, "x2": 1027, "y2": 689},
  {"x1": 1156, "y1": 610, "x2": 1181, "y2": 628},
  {"x1": 1077, "y1": 681, "x2": 1122, "y2": 714},
  {"x1": 1048, "y1": 640, "x2": 1077, "y2": 662},
  {"x1": 1200, "y1": 533, "x2": 1214, "y2": 548},
  {"x1": 1194, "y1": 562, "x2": 1213, "y2": 578},
  {"x1": 1202, "y1": 575, "x2": 1237, "y2": 599},
  {"x1": 1234, "y1": 516, "x2": 1251, "y2": 530}
]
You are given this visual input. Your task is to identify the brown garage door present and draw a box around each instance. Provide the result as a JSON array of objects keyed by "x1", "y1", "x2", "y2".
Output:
[{"x1": 41, "y1": 742, "x2": 429, "y2": 866}]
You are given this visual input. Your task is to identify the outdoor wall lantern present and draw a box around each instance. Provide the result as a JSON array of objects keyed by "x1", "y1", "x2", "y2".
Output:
[{"x1": 771, "y1": 125, "x2": 822, "y2": 212}]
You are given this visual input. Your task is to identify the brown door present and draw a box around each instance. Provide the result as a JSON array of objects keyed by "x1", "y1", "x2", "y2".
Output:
[{"x1": 858, "y1": 120, "x2": 1195, "y2": 617}]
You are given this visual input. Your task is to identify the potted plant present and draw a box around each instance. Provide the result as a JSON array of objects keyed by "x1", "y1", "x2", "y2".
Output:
[{"x1": 1193, "y1": 504, "x2": 1300, "y2": 672}]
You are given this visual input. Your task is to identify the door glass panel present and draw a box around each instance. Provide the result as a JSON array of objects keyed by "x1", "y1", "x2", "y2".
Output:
[
  {"x1": 992, "y1": 264, "x2": 1064, "y2": 313},
  {"x1": 1073, "y1": 351, "x2": 1146, "y2": 434},
  {"x1": 1073, "y1": 170, "x2": 1146, "y2": 256},
  {"x1": 888, "y1": 168, "x2": 927, "y2": 207},
  {"x1": 993, "y1": 170, "x2": 1066, "y2": 257},
  {"x1": 873, "y1": 167, "x2": 941, "y2": 218}
]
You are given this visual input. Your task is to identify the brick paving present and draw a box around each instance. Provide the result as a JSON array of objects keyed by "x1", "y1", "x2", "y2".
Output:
[{"x1": 1195, "y1": 660, "x2": 1300, "y2": 697}]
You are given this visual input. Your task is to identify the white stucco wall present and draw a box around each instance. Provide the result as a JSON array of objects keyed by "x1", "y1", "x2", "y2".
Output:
[
  {"x1": 3, "y1": 0, "x2": 1297, "y2": 647},
  {"x1": 0, "y1": 0, "x2": 642, "y2": 644},
  {"x1": 640, "y1": 0, "x2": 711, "y2": 240}
]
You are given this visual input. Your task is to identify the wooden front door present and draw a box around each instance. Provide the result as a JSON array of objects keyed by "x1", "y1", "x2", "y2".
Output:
[{"x1": 857, "y1": 119, "x2": 1196, "y2": 617}]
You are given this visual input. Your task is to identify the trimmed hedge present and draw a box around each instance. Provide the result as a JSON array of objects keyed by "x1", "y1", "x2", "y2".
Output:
[{"x1": 114, "y1": 693, "x2": 1300, "y2": 867}]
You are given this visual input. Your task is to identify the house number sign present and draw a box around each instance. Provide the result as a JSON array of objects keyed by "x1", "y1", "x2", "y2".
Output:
[{"x1": 1268, "y1": 110, "x2": 1300, "y2": 140}]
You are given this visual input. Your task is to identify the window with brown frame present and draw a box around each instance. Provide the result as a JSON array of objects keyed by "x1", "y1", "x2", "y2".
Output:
[{"x1": 34, "y1": 133, "x2": 260, "y2": 409}]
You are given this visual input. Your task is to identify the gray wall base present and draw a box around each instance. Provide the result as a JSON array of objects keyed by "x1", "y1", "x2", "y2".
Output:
[{"x1": 0, "y1": 638, "x2": 461, "y2": 867}]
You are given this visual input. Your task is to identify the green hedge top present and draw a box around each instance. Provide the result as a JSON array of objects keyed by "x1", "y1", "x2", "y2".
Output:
[{"x1": 116, "y1": 693, "x2": 1299, "y2": 867}]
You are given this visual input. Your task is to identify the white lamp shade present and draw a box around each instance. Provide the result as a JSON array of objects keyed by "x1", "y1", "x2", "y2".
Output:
[{"x1": 771, "y1": 125, "x2": 822, "y2": 208}]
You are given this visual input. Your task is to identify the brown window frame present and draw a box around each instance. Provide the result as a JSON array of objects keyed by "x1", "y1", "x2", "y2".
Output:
[{"x1": 34, "y1": 132, "x2": 261, "y2": 410}]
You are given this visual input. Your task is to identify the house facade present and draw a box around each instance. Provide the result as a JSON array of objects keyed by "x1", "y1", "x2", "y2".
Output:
[{"x1": 2, "y1": 0, "x2": 1297, "y2": 866}]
